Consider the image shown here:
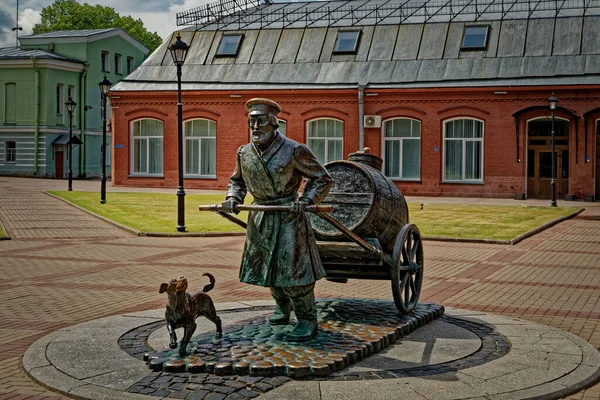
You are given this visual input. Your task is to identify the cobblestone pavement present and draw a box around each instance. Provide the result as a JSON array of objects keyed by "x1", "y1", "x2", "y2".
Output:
[{"x1": 0, "y1": 177, "x2": 599, "y2": 399}]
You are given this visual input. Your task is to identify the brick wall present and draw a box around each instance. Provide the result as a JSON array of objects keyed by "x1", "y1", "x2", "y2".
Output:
[{"x1": 109, "y1": 86, "x2": 600, "y2": 198}]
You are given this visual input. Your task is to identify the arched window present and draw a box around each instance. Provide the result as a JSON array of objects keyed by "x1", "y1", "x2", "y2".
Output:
[
  {"x1": 131, "y1": 119, "x2": 163, "y2": 175},
  {"x1": 307, "y1": 118, "x2": 343, "y2": 164},
  {"x1": 184, "y1": 119, "x2": 216, "y2": 177},
  {"x1": 278, "y1": 119, "x2": 287, "y2": 136},
  {"x1": 443, "y1": 118, "x2": 484, "y2": 182},
  {"x1": 383, "y1": 118, "x2": 421, "y2": 180}
]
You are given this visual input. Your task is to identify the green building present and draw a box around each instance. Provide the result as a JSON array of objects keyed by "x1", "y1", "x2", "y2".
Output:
[{"x1": 0, "y1": 28, "x2": 148, "y2": 178}]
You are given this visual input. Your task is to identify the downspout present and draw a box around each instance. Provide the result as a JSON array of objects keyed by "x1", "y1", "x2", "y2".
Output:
[
  {"x1": 358, "y1": 85, "x2": 365, "y2": 151},
  {"x1": 79, "y1": 62, "x2": 89, "y2": 176},
  {"x1": 31, "y1": 56, "x2": 40, "y2": 175}
]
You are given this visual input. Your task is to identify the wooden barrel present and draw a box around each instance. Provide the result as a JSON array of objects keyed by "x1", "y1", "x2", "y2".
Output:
[{"x1": 310, "y1": 151, "x2": 409, "y2": 255}]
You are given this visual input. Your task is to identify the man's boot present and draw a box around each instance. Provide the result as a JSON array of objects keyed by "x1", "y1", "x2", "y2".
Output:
[
  {"x1": 287, "y1": 290, "x2": 318, "y2": 341},
  {"x1": 269, "y1": 287, "x2": 291, "y2": 325}
]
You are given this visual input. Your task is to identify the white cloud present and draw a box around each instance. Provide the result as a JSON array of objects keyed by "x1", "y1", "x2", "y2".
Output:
[{"x1": 18, "y1": 8, "x2": 40, "y2": 36}]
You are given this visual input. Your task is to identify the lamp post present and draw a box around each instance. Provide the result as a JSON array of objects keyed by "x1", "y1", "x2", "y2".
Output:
[
  {"x1": 98, "y1": 75, "x2": 112, "y2": 204},
  {"x1": 548, "y1": 93, "x2": 558, "y2": 207},
  {"x1": 65, "y1": 97, "x2": 77, "y2": 191},
  {"x1": 169, "y1": 34, "x2": 190, "y2": 232}
]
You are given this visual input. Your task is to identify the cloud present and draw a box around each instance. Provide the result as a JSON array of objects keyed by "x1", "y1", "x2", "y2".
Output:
[
  {"x1": 19, "y1": 8, "x2": 41, "y2": 35},
  {"x1": 0, "y1": 6, "x2": 17, "y2": 48}
]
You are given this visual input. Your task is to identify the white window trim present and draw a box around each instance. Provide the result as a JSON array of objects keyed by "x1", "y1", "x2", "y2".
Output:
[
  {"x1": 381, "y1": 117, "x2": 421, "y2": 181},
  {"x1": 442, "y1": 117, "x2": 485, "y2": 183},
  {"x1": 126, "y1": 56, "x2": 134, "y2": 74},
  {"x1": 129, "y1": 118, "x2": 164, "y2": 176},
  {"x1": 183, "y1": 118, "x2": 217, "y2": 179},
  {"x1": 5, "y1": 141, "x2": 16, "y2": 163},
  {"x1": 306, "y1": 117, "x2": 344, "y2": 164},
  {"x1": 115, "y1": 53, "x2": 122, "y2": 74},
  {"x1": 101, "y1": 51, "x2": 110, "y2": 72},
  {"x1": 56, "y1": 84, "x2": 63, "y2": 116}
]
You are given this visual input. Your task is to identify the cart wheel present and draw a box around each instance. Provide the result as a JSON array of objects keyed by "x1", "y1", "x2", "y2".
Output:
[{"x1": 391, "y1": 224, "x2": 424, "y2": 314}]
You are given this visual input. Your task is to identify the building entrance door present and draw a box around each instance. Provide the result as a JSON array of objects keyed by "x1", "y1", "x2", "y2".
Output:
[
  {"x1": 526, "y1": 118, "x2": 570, "y2": 199},
  {"x1": 55, "y1": 151, "x2": 64, "y2": 179}
]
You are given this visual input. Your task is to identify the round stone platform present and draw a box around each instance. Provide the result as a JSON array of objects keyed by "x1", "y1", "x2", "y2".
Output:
[{"x1": 23, "y1": 300, "x2": 600, "y2": 400}]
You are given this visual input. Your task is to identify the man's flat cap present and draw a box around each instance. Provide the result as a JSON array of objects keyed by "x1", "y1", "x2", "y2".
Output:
[{"x1": 245, "y1": 98, "x2": 281, "y2": 116}]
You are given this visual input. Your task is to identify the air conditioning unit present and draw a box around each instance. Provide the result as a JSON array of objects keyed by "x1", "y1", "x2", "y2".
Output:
[{"x1": 363, "y1": 115, "x2": 382, "y2": 128}]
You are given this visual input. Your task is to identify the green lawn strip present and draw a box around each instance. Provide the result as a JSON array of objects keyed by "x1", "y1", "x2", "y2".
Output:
[
  {"x1": 50, "y1": 191, "x2": 579, "y2": 239},
  {"x1": 408, "y1": 203, "x2": 578, "y2": 240},
  {"x1": 49, "y1": 191, "x2": 249, "y2": 233}
]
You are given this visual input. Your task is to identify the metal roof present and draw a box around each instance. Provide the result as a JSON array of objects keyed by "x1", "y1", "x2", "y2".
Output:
[
  {"x1": 0, "y1": 47, "x2": 84, "y2": 63},
  {"x1": 112, "y1": 0, "x2": 600, "y2": 92},
  {"x1": 20, "y1": 29, "x2": 118, "y2": 39}
]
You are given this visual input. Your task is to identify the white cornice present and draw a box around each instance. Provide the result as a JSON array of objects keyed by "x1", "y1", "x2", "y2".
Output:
[
  {"x1": 0, "y1": 58, "x2": 85, "y2": 72},
  {"x1": 19, "y1": 29, "x2": 148, "y2": 55}
]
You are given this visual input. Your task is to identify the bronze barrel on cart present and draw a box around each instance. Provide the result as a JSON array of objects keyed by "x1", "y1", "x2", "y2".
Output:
[
  {"x1": 309, "y1": 149, "x2": 424, "y2": 314},
  {"x1": 310, "y1": 150, "x2": 409, "y2": 256}
]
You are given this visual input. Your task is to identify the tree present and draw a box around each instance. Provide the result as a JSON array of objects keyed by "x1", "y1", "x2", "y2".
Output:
[{"x1": 32, "y1": 0, "x2": 162, "y2": 53}]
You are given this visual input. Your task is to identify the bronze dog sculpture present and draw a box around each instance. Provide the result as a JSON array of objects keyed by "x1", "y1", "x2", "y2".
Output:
[{"x1": 159, "y1": 273, "x2": 222, "y2": 357}]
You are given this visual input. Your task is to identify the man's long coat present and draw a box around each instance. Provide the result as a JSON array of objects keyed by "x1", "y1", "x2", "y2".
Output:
[{"x1": 226, "y1": 132, "x2": 333, "y2": 287}]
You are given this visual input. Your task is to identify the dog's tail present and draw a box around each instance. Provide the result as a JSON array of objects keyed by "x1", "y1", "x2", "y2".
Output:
[{"x1": 202, "y1": 273, "x2": 216, "y2": 292}]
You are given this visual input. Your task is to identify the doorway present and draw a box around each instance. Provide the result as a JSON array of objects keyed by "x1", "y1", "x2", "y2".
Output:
[
  {"x1": 55, "y1": 151, "x2": 64, "y2": 179},
  {"x1": 527, "y1": 118, "x2": 570, "y2": 199}
]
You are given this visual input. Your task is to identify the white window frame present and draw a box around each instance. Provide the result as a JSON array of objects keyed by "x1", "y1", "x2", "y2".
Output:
[
  {"x1": 56, "y1": 84, "x2": 63, "y2": 115},
  {"x1": 183, "y1": 118, "x2": 217, "y2": 178},
  {"x1": 126, "y1": 56, "x2": 134, "y2": 74},
  {"x1": 5, "y1": 141, "x2": 16, "y2": 163},
  {"x1": 381, "y1": 118, "x2": 421, "y2": 181},
  {"x1": 442, "y1": 117, "x2": 484, "y2": 183},
  {"x1": 278, "y1": 119, "x2": 287, "y2": 136},
  {"x1": 130, "y1": 118, "x2": 164, "y2": 176},
  {"x1": 101, "y1": 51, "x2": 109, "y2": 72},
  {"x1": 115, "y1": 53, "x2": 122, "y2": 74},
  {"x1": 306, "y1": 118, "x2": 344, "y2": 164}
]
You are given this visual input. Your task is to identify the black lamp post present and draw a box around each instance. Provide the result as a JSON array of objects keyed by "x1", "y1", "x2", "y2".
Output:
[
  {"x1": 169, "y1": 34, "x2": 190, "y2": 232},
  {"x1": 548, "y1": 93, "x2": 558, "y2": 207},
  {"x1": 99, "y1": 75, "x2": 112, "y2": 204},
  {"x1": 65, "y1": 97, "x2": 77, "y2": 191}
]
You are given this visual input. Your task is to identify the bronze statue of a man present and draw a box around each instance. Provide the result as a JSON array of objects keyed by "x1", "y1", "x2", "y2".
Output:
[{"x1": 222, "y1": 98, "x2": 332, "y2": 341}]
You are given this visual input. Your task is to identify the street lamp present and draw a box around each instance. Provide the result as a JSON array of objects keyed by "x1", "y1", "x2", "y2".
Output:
[
  {"x1": 65, "y1": 97, "x2": 77, "y2": 191},
  {"x1": 98, "y1": 75, "x2": 112, "y2": 204},
  {"x1": 548, "y1": 93, "x2": 558, "y2": 207},
  {"x1": 169, "y1": 34, "x2": 189, "y2": 232}
]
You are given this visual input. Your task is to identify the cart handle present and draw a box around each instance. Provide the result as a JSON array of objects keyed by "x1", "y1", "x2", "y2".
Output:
[
  {"x1": 316, "y1": 212, "x2": 382, "y2": 257},
  {"x1": 199, "y1": 204, "x2": 334, "y2": 213}
]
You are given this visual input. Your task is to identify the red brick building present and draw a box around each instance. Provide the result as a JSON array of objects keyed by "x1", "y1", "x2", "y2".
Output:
[{"x1": 110, "y1": 0, "x2": 600, "y2": 200}]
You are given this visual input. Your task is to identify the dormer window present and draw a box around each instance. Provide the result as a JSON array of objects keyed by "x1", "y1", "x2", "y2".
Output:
[
  {"x1": 461, "y1": 25, "x2": 489, "y2": 50},
  {"x1": 216, "y1": 34, "x2": 243, "y2": 57},
  {"x1": 333, "y1": 30, "x2": 361, "y2": 54}
]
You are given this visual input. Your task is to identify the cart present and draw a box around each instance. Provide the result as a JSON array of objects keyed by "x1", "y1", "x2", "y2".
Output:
[{"x1": 199, "y1": 151, "x2": 424, "y2": 314}]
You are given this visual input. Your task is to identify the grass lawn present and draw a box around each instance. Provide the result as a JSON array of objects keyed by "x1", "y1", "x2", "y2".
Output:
[{"x1": 50, "y1": 191, "x2": 579, "y2": 240}]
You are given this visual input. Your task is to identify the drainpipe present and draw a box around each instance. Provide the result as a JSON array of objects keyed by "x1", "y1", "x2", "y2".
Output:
[
  {"x1": 358, "y1": 85, "x2": 365, "y2": 151},
  {"x1": 31, "y1": 56, "x2": 40, "y2": 175},
  {"x1": 79, "y1": 63, "x2": 89, "y2": 176}
]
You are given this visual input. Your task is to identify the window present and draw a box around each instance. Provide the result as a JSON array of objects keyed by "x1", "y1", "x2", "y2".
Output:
[
  {"x1": 216, "y1": 34, "x2": 243, "y2": 57},
  {"x1": 56, "y1": 84, "x2": 63, "y2": 115},
  {"x1": 307, "y1": 118, "x2": 343, "y2": 164},
  {"x1": 383, "y1": 118, "x2": 421, "y2": 180},
  {"x1": 5, "y1": 141, "x2": 16, "y2": 163},
  {"x1": 334, "y1": 30, "x2": 361, "y2": 54},
  {"x1": 184, "y1": 119, "x2": 216, "y2": 177},
  {"x1": 4, "y1": 83, "x2": 16, "y2": 124},
  {"x1": 443, "y1": 118, "x2": 484, "y2": 182},
  {"x1": 101, "y1": 51, "x2": 109, "y2": 72},
  {"x1": 278, "y1": 120, "x2": 287, "y2": 136},
  {"x1": 68, "y1": 85, "x2": 75, "y2": 102},
  {"x1": 114, "y1": 54, "x2": 122, "y2": 74},
  {"x1": 127, "y1": 56, "x2": 134, "y2": 74},
  {"x1": 131, "y1": 119, "x2": 163, "y2": 175},
  {"x1": 461, "y1": 25, "x2": 489, "y2": 49}
]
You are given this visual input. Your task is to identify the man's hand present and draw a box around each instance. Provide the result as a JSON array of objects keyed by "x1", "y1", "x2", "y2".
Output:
[
  {"x1": 222, "y1": 198, "x2": 240, "y2": 214},
  {"x1": 291, "y1": 199, "x2": 311, "y2": 215}
]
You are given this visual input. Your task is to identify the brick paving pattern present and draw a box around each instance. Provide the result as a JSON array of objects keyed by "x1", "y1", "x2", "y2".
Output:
[{"x1": 0, "y1": 177, "x2": 598, "y2": 399}]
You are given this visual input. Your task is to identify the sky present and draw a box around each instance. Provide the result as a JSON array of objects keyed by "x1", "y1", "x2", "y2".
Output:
[{"x1": 0, "y1": 0, "x2": 214, "y2": 49}]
